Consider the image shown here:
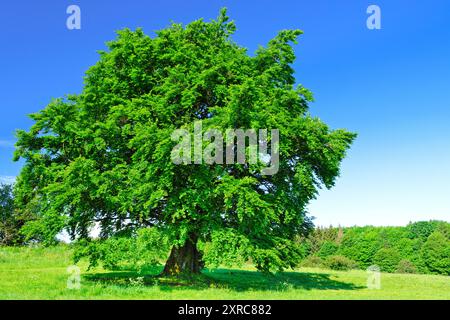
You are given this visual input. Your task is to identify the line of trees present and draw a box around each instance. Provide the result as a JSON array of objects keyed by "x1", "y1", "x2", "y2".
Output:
[
  {"x1": 9, "y1": 9, "x2": 356, "y2": 275},
  {"x1": 297, "y1": 221, "x2": 450, "y2": 275}
]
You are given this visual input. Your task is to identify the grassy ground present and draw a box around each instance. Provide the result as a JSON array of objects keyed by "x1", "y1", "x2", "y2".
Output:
[{"x1": 0, "y1": 246, "x2": 449, "y2": 300}]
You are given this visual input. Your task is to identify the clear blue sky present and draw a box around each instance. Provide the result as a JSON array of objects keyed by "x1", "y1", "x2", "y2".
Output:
[{"x1": 1, "y1": 0, "x2": 449, "y2": 226}]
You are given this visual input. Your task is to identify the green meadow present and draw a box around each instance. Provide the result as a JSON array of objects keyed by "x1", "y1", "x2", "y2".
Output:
[{"x1": 1, "y1": 245, "x2": 448, "y2": 300}]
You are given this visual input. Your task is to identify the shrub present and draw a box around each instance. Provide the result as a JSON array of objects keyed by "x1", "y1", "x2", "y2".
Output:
[
  {"x1": 396, "y1": 259, "x2": 417, "y2": 274},
  {"x1": 324, "y1": 255, "x2": 357, "y2": 271},
  {"x1": 0, "y1": 184, "x2": 31, "y2": 246},
  {"x1": 316, "y1": 241, "x2": 339, "y2": 259},
  {"x1": 421, "y1": 231, "x2": 450, "y2": 275},
  {"x1": 436, "y1": 223, "x2": 450, "y2": 240},
  {"x1": 373, "y1": 248, "x2": 401, "y2": 273},
  {"x1": 299, "y1": 256, "x2": 324, "y2": 268}
]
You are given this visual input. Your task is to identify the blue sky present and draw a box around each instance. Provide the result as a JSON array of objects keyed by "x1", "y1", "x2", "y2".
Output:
[{"x1": 0, "y1": 0, "x2": 449, "y2": 226}]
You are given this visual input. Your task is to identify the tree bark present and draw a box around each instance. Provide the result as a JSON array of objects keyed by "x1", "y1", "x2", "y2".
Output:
[{"x1": 161, "y1": 233, "x2": 204, "y2": 276}]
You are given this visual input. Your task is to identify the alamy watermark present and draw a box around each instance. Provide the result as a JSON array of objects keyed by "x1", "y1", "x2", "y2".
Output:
[
  {"x1": 366, "y1": 265, "x2": 381, "y2": 289},
  {"x1": 367, "y1": 5, "x2": 381, "y2": 30},
  {"x1": 171, "y1": 121, "x2": 279, "y2": 175},
  {"x1": 67, "y1": 265, "x2": 81, "y2": 290}
]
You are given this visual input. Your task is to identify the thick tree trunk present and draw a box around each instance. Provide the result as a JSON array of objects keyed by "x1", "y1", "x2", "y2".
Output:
[{"x1": 162, "y1": 233, "x2": 204, "y2": 276}]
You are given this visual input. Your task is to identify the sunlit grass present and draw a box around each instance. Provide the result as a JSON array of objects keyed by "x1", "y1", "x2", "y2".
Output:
[{"x1": 0, "y1": 245, "x2": 448, "y2": 300}]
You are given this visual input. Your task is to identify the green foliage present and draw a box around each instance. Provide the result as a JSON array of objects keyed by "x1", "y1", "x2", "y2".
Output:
[
  {"x1": 19, "y1": 211, "x2": 66, "y2": 246},
  {"x1": 301, "y1": 226, "x2": 340, "y2": 254},
  {"x1": 202, "y1": 228, "x2": 251, "y2": 268},
  {"x1": 0, "y1": 184, "x2": 31, "y2": 246},
  {"x1": 2, "y1": 246, "x2": 450, "y2": 300},
  {"x1": 373, "y1": 248, "x2": 402, "y2": 273},
  {"x1": 13, "y1": 9, "x2": 355, "y2": 273},
  {"x1": 421, "y1": 231, "x2": 450, "y2": 275},
  {"x1": 377, "y1": 227, "x2": 408, "y2": 247},
  {"x1": 393, "y1": 237, "x2": 425, "y2": 272},
  {"x1": 436, "y1": 222, "x2": 450, "y2": 240},
  {"x1": 338, "y1": 227, "x2": 380, "y2": 268},
  {"x1": 73, "y1": 228, "x2": 170, "y2": 271},
  {"x1": 407, "y1": 220, "x2": 442, "y2": 242},
  {"x1": 0, "y1": 184, "x2": 16, "y2": 245},
  {"x1": 316, "y1": 241, "x2": 339, "y2": 259},
  {"x1": 324, "y1": 255, "x2": 357, "y2": 271},
  {"x1": 396, "y1": 259, "x2": 417, "y2": 274}
]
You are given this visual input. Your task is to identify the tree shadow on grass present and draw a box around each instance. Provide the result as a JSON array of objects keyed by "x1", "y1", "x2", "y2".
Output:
[
  {"x1": 84, "y1": 267, "x2": 364, "y2": 292},
  {"x1": 201, "y1": 269, "x2": 364, "y2": 292}
]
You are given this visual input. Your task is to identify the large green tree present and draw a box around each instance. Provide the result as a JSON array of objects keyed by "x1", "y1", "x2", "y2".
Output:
[{"x1": 14, "y1": 9, "x2": 356, "y2": 274}]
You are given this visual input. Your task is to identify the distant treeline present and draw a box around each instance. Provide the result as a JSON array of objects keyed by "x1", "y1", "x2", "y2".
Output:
[{"x1": 297, "y1": 220, "x2": 450, "y2": 275}]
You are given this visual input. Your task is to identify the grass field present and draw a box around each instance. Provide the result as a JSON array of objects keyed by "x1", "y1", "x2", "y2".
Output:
[{"x1": 0, "y1": 245, "x2": 449, "y2": 300}]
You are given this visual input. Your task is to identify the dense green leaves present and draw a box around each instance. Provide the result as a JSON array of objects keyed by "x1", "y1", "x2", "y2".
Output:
[
  {"x1": 324, "y1": 255, "x2": 357, "y2": 271},
  {"x1": 373, "y1": 248, "x2": 402, "y2": 273},
  {"x1": 0, "y1": 184, "x2": 18, "y2": 245},
  {"x1": 14, "y1": 9, "x2": 355, "y2": 273},
  {"x1": 316, "y1": 241, "x2": 339, "y2": 259}
]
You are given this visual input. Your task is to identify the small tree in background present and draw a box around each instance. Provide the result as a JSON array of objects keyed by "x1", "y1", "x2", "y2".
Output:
[{"x1": 13, "y1": 9, "x2": 355, "y2": 275}]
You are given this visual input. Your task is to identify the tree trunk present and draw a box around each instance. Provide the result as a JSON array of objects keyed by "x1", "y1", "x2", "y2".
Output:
[{"x1": 162, "y1": 233, "x2": 204, "y2": 276}]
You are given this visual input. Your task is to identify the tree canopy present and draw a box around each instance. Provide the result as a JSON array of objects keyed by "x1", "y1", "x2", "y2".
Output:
[{"x1": 14, "y1": 9, "x2": 356, "y2": 274}]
